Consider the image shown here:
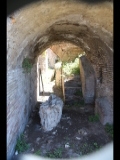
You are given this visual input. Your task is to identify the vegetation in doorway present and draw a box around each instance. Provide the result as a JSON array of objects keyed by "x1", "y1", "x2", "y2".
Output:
[
  {"x1": 74, "y1": 100, "x2": 85, "y2": 107},
  {"x1": 22, "y1": 58, "x2": 33, "y2": 73},
  {"x1": 75, "y1": 90, "x2": 83, "y2": 97},
  {"x1": 88, "y1": 114, "x2": 99, "y2": 122},
  {"x1": 105, "y1": 123, "x2": 113, "y2": 138},
  {"x1": 62, "y1": 58, "x2": 80, "y2": 76},
  {"x1": 15, "y1": 134, "x2": 29, "y2": 153}
]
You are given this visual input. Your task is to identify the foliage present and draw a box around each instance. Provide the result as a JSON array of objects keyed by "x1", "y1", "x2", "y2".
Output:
[
  {"x1": 46, "y1": 148, "x2": 63, "y2": 158},
  {"x1": 80, "y1": 142, "x2": 101, "y2": 155},
  {"x1": 105, "y1": 123, "x2": 113, "y2": 138},
  {"x1": 75, "y1": 90, "x2": 83, "y2": 96},
  {"x1": 34, "y1": 150, "x2": 41, "y2": 155},
  {"x1": 22, "y1": 58, "x2": 33, "y2": 73},
  {"x1": 15, "y1": 134, "x2": 29, "y2": 153},
  {"x1": 74, "y1": 100, "x2": 85, "y2": 107},
  {"x1": 88, "y1": 114, "x2": 99, "y2": 122},
  {"x1": 62, "y1": 58, "x2": 80, "y2": 76}
]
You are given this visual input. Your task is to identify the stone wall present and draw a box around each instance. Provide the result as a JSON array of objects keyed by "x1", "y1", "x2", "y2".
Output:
[
  {"x1": 46, "y1": 48, "x2": 58, "y2": 69},
  {"x1": 7, "y1": 59, "x2": 37, "y2": 160},
  {"x1": 79, "y1": 56, "x2": 95, "y2": 104}
]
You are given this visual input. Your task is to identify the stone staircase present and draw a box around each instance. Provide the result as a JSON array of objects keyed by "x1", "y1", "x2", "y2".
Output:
[{"x1": 63, "y1": 75, "x2": 84, "y2": 106}]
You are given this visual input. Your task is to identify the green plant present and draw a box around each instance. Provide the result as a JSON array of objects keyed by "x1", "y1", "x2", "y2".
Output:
[
  {"x1": 62, "y1": 58, "x2": 80, "y2": 76},
  {"x1": 80, "y1": 142, "x2": 101, "y2": 155},
  {"x1": 15, "y1": 134, "x2": 29, "y2": 153},
  {"x1": 74, "y1": 100, "x2": 85, "y2": 107},
  {"x1": 46, "y1": 148, "x2": 63, "y2": 158},
  {"x1": 93, "y1": 142, "x2": 99, "y2": 149},
  {"x1": 22, "y1": 58, "x2": 33, "y2": 73},
  {"x1": 64, "y1": 136, "x2": 69, "y2": 142},
  {"x1": 88, "y1": 114, "x2": 99, "y2": 122},
  {"x1": 34, "y1": 150, "x2": 41, "y2": 155},
  {"x1": 75, "y1": 90, "x2": 83, "y2": 96},
  {"x1": 105, "y1": 123, "x2": 113, "y2": 138},
  {"x1": 80, "y1": 100, "x2": 85, "y2": 106}
]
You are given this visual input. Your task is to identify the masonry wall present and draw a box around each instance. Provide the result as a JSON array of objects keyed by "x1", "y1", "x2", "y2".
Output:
[
  {"x1": 79, "y1": 56, "x2": 95, "y2": 104},
  {"x1": 50, "y1": 42, "x2": 83, "y2": 62},
  {"x1": 7, "y1": 61, "x2": 37, "y2": 160}
]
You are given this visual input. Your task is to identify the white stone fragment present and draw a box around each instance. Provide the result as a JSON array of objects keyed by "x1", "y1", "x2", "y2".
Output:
[
  {"x1": 76, "y1": 137, "x2": 81, "y2": 140},
  {"x1": 39, "y1": 94, "x2": 63, "y2": 131},
  {"x1": 15, "y1": 151, "x2": 18, "y2": 155},
  {"x1": 65, "y1": 143, "x2": 70, "y2": 148}
]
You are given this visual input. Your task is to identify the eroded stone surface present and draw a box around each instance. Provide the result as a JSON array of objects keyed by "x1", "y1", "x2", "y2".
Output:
[
  {"x1": 79, "y1": 56, "x2": 95, "y2": 104},
  {"x1": 39, "y1": 94, "x2": 63, "y2": 131},
  {"x1": 95, "y1": 97, "x2": 113, "y2": 125}
]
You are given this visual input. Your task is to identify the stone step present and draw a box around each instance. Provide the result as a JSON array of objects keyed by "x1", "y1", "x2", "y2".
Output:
[
  {"x1": 65, "y1": 87, "x2": 82, "y2": 96},
  {"x1": 65, "y1": 96, "x2": 84, "y2": 106},
  {"x1": 63, "y1": 75, "x2": 83, "y2": 106},
  {"x1": 64, "y1": 75, "x2": 81, "y2": 87},
  {"x1": 64, "y1": 80, "x2": 81, "y2": 87}
]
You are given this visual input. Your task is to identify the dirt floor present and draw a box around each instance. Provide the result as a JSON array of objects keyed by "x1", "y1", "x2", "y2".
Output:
[
  {"x1": 13, "y1": 102, "x2": 112, "y2": 159},
  {"x1": 13, "y1": 74, "x2": 113, "y2": 159}
]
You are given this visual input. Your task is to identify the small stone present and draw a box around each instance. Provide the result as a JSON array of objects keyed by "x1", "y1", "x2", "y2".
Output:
[
  {"x1": 76, "y1": 137, "x2": 81, "y2": 140},
  {"x1": 65, "y1": 143, "x2": 70, "y2": 148},
  {"x1": 70, "y1": 153, "x2": 80, "y2": 158},
  {"x1": 24, "y1": 135, "x2": 27, "y2": 139},
  {"x1": 80, "y1": 107, "x2": 84, "y2": 110},
  {"x1": 67, "y1": 120, "x2": 72, "y2": 125},
  {"x1": 47, "y1": 139, "x2": 53, "y2": 144},
  {"x1": 78, "y1": 129, "x2": 87, "y2": 135},
  {"x1": 67, "y1": 117, "x2": 71, "y2": 119},
  {"x1": 31, "y1": 148, "x2": 34, "y2": 152},
  {"x1": 52, "y1": 130, "x2": 57, "y2": 135},
  {"x1": 15, "y1": 151, "x2": 18, "y2": 155},
  {"x1": 28, "y1": 119, "x2": 32, "y2": 124},
  {"x1": 57, "y1": 124, "x2": 61, "y2": 128},
  {"x1": 62, "y1": 117, "x2": 66, "y2": 120},
  {"x1": 36, "y1": 137, "x2": 41, "y2": 142}
]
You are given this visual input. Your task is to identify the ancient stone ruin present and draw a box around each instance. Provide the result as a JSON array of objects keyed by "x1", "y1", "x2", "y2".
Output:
[
  {"x1": 39, "y1": 94, "x2": 63, "y2": 131},
  {"x1": 7, "y1": 0, "x2": 113, "y2": 159}
]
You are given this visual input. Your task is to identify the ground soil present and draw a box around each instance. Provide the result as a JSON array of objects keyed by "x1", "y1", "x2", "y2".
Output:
[
  {"x1": 13, "y1": 103, "x2": 112, "y2": 159},
  {"x1": 13, "y1": 74, "x2": 112, "y2": 159}
]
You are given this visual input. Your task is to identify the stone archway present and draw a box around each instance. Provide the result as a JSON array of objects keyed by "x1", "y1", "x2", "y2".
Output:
[{"x1": 7, "y1": 1, "x2": 113, "y2": 159}]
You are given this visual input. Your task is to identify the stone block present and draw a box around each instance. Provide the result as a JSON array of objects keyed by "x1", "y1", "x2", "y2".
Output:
[
  {"x1": 95, "y1": 97, "x2": 113, "y2": 125},
  {"x1": 79, "y1": 56, "x2": 95, "y2": 104},
  {"x1": 39, "y1": 94, "x2": 63, "y2": 131}
]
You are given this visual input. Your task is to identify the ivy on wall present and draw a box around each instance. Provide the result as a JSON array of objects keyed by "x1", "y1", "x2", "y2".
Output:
[{"x1": 22, "y1": 58, "x2": 33, "y2": 73}]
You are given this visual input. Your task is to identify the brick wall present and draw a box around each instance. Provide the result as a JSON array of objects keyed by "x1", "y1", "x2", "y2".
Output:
[{"x1": 7, "y1": 64, "x2": 37, "y2": 160}]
